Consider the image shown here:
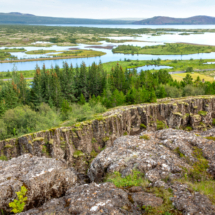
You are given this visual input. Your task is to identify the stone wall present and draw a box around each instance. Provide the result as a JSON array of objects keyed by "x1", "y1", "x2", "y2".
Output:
[{"x1": 1, "y1": 96, "x2": 215, "y2": 173}]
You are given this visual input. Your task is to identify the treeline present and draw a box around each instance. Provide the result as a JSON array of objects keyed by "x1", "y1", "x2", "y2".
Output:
[{"x1": 1, "y1": 61, "x2": 215, "y2": 140}]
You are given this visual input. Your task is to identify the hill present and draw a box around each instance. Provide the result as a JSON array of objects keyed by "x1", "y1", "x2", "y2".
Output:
[
  {"x1": 0, "y1": 12, "x2": 133, "y2": 24},
  {"x1": 134, "y1": 15, "x2": 215, "y2": 25}
]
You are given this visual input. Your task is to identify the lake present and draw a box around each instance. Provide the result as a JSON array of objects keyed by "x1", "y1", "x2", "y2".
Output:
[
  {"x1": 38, "y1": 24, "x2": 215, "y2": 29},
  {"x1": 1, "y1": 31, "x2": 215, "y2": 72}
]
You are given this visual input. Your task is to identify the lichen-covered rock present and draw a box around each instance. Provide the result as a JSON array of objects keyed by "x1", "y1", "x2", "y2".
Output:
[
  {"x1": 0, "y1": 154, "x2": 78, "y2": 213},
  {"x1": 19, "y1": 183, "x2": 142, "y2": 215},
  {"x1": 131, "y1": 192, "x2": 163, "y2": 207},
  {"x1": 172, "y1": 183, "x2": 215, "y2": 215},
  {"x1": 88, "y1": 129, "x2": 215, "y2": 183}
]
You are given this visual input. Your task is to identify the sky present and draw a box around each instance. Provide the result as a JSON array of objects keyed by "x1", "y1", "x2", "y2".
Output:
[{"x1": 1, "y1": 0, "x2": 215, "y2": 19}]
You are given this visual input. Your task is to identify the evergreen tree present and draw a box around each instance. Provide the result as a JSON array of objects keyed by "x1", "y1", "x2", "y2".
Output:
[{"x1": 79, "y1": 93, "x2": 86, "y2": 105}]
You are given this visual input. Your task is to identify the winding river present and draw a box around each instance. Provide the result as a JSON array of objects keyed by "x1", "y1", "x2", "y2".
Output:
[{"x1": 1, "y1": 28, "x2": 215, "y2": 72}]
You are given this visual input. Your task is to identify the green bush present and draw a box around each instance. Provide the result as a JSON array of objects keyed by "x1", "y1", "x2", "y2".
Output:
[
  {"x1": 9, "y1": 186, "x2": 27, "y2": 213},
  {"x1": 0, "y1": 103, "x2": 60, "y2": 140},
  {"x1": 206, "y1": 136, "x2": 215, "y2": 141}
]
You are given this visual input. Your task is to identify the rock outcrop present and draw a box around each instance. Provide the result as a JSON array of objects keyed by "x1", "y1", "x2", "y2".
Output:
[
  {"x1": 0, "y1": 128, "x2": 215, "y2": 214},
  {"x1": 88, "y1": 128, "x2": 215, "y2": 183},
  {"x1": 1, "y1": 96, "x2": 215, "y2": 174},
  {"x1": 19, "y1": 183, "x2": 142, "y2": 215},
  {"x1": 0, "y1": 154, "x2": 78, "y2": 213},
  {"x1": 172, "y1": 183, "x2": 215, "y2": 215}
]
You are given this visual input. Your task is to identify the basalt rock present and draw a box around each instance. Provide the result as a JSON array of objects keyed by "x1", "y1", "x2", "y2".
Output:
[
  {"x1": 0, "y1": 154, "x2": 78, "y2": 213},
  {"x1": 88, "y1": 128, "x2": 215, "y2": 183},
  {"x1": 172, "y1": 183, "x2": 215, "y2": 215},
  {"x1": 1, "y1": 96, "x2": 215, "y2": 174},
  {"x1": 19, "y1": 183, "x2": 142, "y2": 215}
]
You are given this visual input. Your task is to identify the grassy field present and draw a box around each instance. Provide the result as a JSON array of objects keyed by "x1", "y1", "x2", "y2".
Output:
[
  {"x1": 113, "y1": 43, "x2": 215, "y2": 55},
  {"x1": 171, "y1": 72, "x2": 215, "y2": 82},
  {"x1": 0, "y1": 48, "x2": 26, "y2": 52},
  {"x1": 0, "y1": 25, "x2": 214, "y2": 48},
  {"x1": 52, "y1": 49, "x2": 106, "y2": 57},
  {"x1": 25, "y1": 50, "x2": 57, "y2": 54}
]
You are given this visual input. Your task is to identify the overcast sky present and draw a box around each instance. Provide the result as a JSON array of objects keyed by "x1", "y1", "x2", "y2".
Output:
[{"x1": 1, "y1": 0, "x2": 215, "y2": 19}]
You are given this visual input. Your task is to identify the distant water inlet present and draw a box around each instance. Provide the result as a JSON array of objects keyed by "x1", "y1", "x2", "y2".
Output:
[{"x1": 131, "y1": 65, "x2": 172, "y2": 73}]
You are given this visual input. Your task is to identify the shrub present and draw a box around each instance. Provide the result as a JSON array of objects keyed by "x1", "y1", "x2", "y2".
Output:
[
  {"x1": 140, "y1": 135, "x2": 150, "y2": 140},
  {"x1": 0, "y1": 104, "x2": 60, "y2": 140},
  {"x1": 9, "y1": 186, "x2": 27, "y2": 214}
]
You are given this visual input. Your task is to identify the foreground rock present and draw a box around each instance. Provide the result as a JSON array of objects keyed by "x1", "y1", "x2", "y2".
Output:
[
  {"x1": 88, "y1": 128, "x2": 215, "y2": 183},
  {"x1": 0, "y1": 154, "x2": 78, "y2": 213},
  {"x1": 19, "y1": 183, "x2": 142, "y2": 215},
  {"x1": 172, "y1": 183, "x2": 215, "y2": 215}
]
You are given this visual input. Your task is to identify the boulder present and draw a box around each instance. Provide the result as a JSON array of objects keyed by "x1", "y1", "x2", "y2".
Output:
[
  {"x1": 88, "y1": 129, "x2": 215, "y2": 183},
  {"x1": 19, "y1": 182, "x2": 142, "y2": 215},
  {"x1": 172, "y1": 183, "x2": 215, "y2": 215},
  {"x1": 0, "y1": 154, "x2": 78, "y2": 213}
]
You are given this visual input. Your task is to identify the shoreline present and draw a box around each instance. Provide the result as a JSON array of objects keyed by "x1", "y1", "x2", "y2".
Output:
[{"x1": 0, "y1": 53, "x2": 106, "y2": 64}]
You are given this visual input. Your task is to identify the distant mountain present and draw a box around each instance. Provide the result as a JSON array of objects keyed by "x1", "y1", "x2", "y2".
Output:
[
  {"x1": 133, "y1": 16, "x2": 215, "y2": 25},
  {"x1": 0, "y1": 12, "x2": 133, "y2": 25}
]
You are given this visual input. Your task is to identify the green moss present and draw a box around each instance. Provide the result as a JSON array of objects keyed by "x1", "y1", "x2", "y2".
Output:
[
  {"x1": 206, "y1": 136, "x2": 215, "y2": 141},
  {"x1": 0, "y1": 155, "x2": 8, "y2": 161},
  {"x1": 140, "y1": 135, "x2": 150, "y2": 140},
  {"x1": 73, "y1": 150, "x2": 84, "y2": 158},
  {"x1": 198, "y1": 111, "x2": 207, "y2": 116},
  {"x1": 156, "y1": 120, "x2": 168, "y2": 130},
  {"x1": 185, "y1": 126, "x2": 193, "y2": 131},
  {"x1": 142, "y1": 187, "x2": 176, "y2": 215},
  {"x1": 105, "y1": 170, "x2": 148, "y2": 188},
  {"x1": 140, "y1": 123, "x2": 147, "y2": 129},
  {"x1": 49, "y1": 139, "x2": 54, "y2": 144},
  {"x1": 90, "y1": 150, "x2": 98, "y2": 158},
  {"x1": 4, "y1": 144, "x2": 13, "y2": 148},
  {"x1": 28, "y1": 140, "x2": 33, "y2": 146},
  {"x1": 183, "y1": 113, "x2": 190, "y2": 119},
  {"x1": 102, "y1": 136, "x2": 110, "y2": 142},
  {"x1": 49, "y1": 128, "x2": 56, "y2": 134},
  {"x1": 123, "y1": 131, "x2": 128, "y2": 136},
  {"x1": 174, "y1": 147, "x2": 185, "y2": 158},
  {"x1": 173, "y1": 112, "x2": 182, "y2": 117},
  {"x1": 91, "y1": 138, "x2": 97, "y2": 144},
  {"x1": 212, "y1": 118, "x2": 215, "y2": 126},
  {"x1": 32, "y1": 137, "x2": 44, "y2": 142}
]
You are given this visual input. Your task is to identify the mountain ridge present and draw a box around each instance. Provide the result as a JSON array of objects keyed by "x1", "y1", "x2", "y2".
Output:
[
  {"x1": 0, "y1": 12, "x2": 133, "y2": 24},
  {"x1": 133, "y1": 15, "x2": 215, "y2": 25}
]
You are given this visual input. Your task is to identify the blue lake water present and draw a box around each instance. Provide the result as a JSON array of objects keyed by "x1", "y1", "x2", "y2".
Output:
[
  {"x1": 39, "y1": 24, "x2": 215, "y2": 29},
  {"x1": 1, "y1": 30, "x2": 215, "y2": 72}
]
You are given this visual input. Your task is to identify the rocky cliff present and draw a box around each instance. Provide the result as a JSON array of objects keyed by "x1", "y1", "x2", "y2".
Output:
[
  {"x1": 1, "y1": 96, "x2": 215, "y2": 173},
  {"x1": 1, "y1": 127, "x2": 215, "y2": 214}
]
